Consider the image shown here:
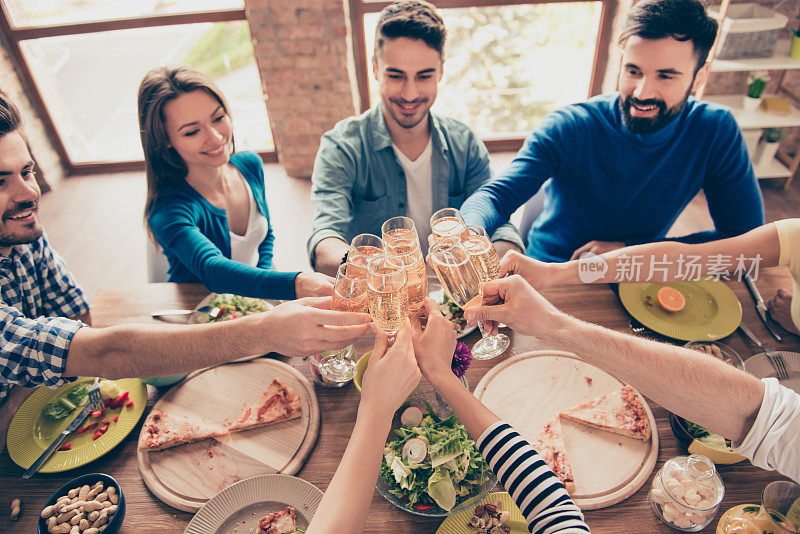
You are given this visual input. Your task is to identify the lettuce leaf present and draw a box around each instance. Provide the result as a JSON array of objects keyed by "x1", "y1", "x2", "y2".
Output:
[{"x1": 427, "y1": 468, "x2": 457, "y2": 511}]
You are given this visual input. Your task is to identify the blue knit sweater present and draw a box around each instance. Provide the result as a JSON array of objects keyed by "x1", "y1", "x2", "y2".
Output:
[
  {"x1": 461, "y1": 93, "x2": 765, "y2": 262},
  {"x1": 148, "y1": 151, "x2": 299, "y2": 299}
]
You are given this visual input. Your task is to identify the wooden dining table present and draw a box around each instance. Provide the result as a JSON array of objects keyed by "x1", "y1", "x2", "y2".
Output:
[{"x1": 1, "y1": 270, "x2": 797, "y2": 533}]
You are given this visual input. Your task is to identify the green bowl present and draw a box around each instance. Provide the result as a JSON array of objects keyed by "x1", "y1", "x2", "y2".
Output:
[
  {"x1": 354, "y1": 350, "x2": 419, "y2": 395},
  {"x1": 140, "y1": 373, "x2": 188, "y2": 387}
]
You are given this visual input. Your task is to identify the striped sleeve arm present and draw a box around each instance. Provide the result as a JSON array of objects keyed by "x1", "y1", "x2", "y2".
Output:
[{"x1": 476, "y1": 421, "x2": 589, "y2": 534}]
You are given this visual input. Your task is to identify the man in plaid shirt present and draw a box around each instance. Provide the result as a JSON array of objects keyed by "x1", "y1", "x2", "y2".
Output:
[{"x1": 0, "y1": 93, "x2": 373, "y2": 448}]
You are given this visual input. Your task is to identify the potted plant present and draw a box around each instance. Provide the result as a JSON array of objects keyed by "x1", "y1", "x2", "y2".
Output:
[
  {"x1": 756, "y1": 127, "x2": 783, "y2": 168},
  {"x1": 744, "y1": 71, "x2": 770, "y2": 111}
]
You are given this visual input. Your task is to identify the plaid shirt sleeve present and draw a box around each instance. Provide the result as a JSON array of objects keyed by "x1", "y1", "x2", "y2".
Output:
[
  {"x1": 34, "y1": 233, "x2": 90, "y2": 318},
  {"x1": 0, "y1": 303, "x2": 83, "y2": 389}
]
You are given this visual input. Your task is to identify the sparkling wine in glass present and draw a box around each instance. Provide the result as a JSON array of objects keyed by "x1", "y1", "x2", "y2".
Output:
[
  {"x1": 382, "y1": 216, "x2": 424, "y2": 260},
  {"x1": 430, "y1": 207, "x2": 467, "y2": 244},
  {"x1": 367, "y1": 255, "x2": 408, "y2": 341},
  {"x1": 319, "y1": 263, "x2": 367, "y2": 383},
  {"x1": 429, "y1": 239, "x2": 509, "y2": 360},
  {"x1": 346, "y1": 233, "x2": 384, "y2": 279},
  {"x1": 387, "y1": 249, "x2": 427, "y2": 315}
]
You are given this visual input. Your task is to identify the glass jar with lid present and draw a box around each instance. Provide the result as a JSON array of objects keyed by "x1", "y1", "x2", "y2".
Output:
[{"x1": 650, "y1": 454, "x2": 725, "y2": 532}]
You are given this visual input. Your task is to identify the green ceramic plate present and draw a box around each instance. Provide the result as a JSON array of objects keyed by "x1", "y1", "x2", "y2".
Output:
[
  {"x1": 436, "y1": 492, "x2": 526, "y2": 533},
  {"x1": 7, "y1": 377, "x2": 146, "y2": 473},
  {"x1": 618, "y1": 279, "x2": 742, "y2": 341}
]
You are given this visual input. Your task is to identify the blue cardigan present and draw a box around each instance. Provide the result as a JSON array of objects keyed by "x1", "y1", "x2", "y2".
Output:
[
  {"x1": 148, "y1": 151, "x2": 299, "y2": 299},
  {"x1": 461, "y1": 94, "x2": 765, "y2": 262}
]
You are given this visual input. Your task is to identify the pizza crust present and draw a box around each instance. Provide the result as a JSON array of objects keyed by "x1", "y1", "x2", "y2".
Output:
[{"x1": 531, "y1": 417, "x2": 576, "y2": 494}]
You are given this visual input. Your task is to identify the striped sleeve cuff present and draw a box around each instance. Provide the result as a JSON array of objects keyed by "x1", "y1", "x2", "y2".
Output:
[{"x1": 477, "y1": 421, "x2": 589, "y2": 534}]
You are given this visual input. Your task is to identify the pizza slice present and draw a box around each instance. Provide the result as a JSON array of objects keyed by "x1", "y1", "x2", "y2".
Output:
[
  {"x1": 531, "y1": 417, "x2": 576, "y2": 494},
  {"x1": 138, "y1": 410, "x2": 227, "y2": 452},
  {"x1": 258, "y1": 506, "x2": 297, "y2": 534},
  {"x1": 559, "y1": 385, "x2": 651, "y2": 440},
  {"x1": 227, "y1": 378, "x2": 302, "y2": 434}
]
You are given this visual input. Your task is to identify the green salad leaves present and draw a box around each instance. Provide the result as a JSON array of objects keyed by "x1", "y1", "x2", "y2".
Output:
[
  {"x1": 379, "y1": 407, "x2": 488, "y2": 512},
  {"x1": 206, "y1": 294, "x2": 271, "y2": 322},
  {"x1": 685, "y1": 420, "x2": 733, "y2": 451},
  {"x1": 42, "y1": 384, "x2": 89, "y2": 420}
]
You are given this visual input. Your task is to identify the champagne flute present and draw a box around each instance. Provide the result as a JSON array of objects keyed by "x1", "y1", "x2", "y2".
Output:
[
  {"x1": 367, "y1": 254, "x2": 408, "y2": 342},
  {"x1": 382, "y1": 216, "x2": 423, "y2": 261},
  {"x1": 387, "y1": 248, "x2": 427, "y2": 315},
  {"x1": 430, "y1": 207, "x2": 467, "y2": 244},
  {"x1": 319, "y1": 263, "x2": 368, "y2": 383},
  {"x1": 347, "y1": 233, "x2": 384, "y2": 278},
  {"x1": 460, "y1": 225, "x2": 510, "y2": 356},
  {"x1": 429, "y1": 239, "x2": 509, "y2": 360}
]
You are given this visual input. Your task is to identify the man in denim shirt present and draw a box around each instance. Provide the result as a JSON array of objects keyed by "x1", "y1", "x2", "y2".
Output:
[{"x1": 308, "y1": 0, "x2": 522, "y2": 276}]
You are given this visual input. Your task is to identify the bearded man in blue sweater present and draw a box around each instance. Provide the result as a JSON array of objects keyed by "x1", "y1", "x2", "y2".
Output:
[{"x1": 461, "y1": 0, "x2": 764, "y2": 262}]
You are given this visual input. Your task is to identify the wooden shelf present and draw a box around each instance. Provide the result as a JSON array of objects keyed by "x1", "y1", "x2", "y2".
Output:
[
  {"x1": 704, "y1": 94, "x2": 800, "y2": 129},
  {"x1": 710, "y1": 40, "x2": 800, "y2": 73},
  {"x1": 754, "y1": 156, "x2": 793, "y2": 179}
]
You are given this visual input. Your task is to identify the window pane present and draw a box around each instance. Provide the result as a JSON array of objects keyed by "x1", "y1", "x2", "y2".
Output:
[
  {"x1": 20, "y1": 21, "x2": 272, "y2": 163},
  {"x1": 364, "y1": 3, "x2": 602, "y2": 137},
  {"x1": 2, "y1": 0, "x2": 243, "y2": 28}
]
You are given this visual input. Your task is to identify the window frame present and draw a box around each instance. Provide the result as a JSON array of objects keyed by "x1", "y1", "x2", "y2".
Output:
[
  {"x1": 348, "y1": 0, "x2": 615, "y2": 152},
  {"x1": 0, "y1": 5, "x2": 278, "y2": 173}
]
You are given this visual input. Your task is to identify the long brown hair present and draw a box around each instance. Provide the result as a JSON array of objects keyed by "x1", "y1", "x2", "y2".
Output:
[{"x1": 138, "y1": 66, "x2": 234, "y2": 237}]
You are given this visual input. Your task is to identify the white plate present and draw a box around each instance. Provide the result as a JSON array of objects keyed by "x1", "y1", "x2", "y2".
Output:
[
  {"x1": 744, "y1": 351, "x2": 800, "y2": 393},
  {"x1": 184, "y1": 474, "x2": 323, "y2": 534},
  {"x1": 428, "y1": 277, "x2": 477, "y2": 339}
]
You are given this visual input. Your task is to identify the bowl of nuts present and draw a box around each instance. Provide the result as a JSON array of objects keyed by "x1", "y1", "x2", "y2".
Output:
[{"x1": 38, "y1": 473, "x2": 124, "y2": 534}]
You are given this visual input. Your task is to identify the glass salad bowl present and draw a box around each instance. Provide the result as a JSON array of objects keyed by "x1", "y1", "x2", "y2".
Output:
[{"x1": 375, "y1": 379, "x2": 497, "y2": 517}]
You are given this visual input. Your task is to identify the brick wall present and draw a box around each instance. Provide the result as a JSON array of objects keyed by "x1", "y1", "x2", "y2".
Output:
[
  {"x1": 244, "y1": 0, "x2": 359, "y2": 178},
  {"x1": 0, "y1": 34, "x2": 66, "y2": 191}
]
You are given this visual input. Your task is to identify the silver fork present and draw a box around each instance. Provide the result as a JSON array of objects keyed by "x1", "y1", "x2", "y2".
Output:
[{"x1": 739, "y1": 323, "x2": 790, "y2": 380}]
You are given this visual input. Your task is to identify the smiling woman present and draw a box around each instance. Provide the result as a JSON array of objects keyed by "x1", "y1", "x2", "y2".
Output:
[{"x1": 139, "y1": 66, "x2": 333, "y2": 301}]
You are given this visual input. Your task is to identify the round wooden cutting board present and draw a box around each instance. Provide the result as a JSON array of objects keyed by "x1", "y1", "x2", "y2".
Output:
[
  {"x1": 137, "y1": 359, "x2": 319, "y2": 512},
  {"x1": 473, "y1": 350, "x2": 659, "y2": 510}
]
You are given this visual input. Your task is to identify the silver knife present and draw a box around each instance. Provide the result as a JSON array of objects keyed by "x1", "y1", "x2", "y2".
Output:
[
  {"x1": 23, "y1": 382, "x2": 101, "y2": 478},
  {"x1": 744, "y1": 274, "x2": 782, "y2": 342}
]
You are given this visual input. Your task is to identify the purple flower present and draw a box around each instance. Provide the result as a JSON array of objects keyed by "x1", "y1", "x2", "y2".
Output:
[{"x1": 451, "y1": 341, "x2": 473, "y2": 378}]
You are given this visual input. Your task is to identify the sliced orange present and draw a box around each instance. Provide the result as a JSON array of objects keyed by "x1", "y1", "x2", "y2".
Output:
[{"x1": 657, "y1": 286, "x2": 686, "y2": 312}]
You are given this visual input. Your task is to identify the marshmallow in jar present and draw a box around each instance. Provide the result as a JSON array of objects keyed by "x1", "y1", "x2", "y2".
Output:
[{"x1": 650, "y1": 454, "x2": 725, "y2": 532}]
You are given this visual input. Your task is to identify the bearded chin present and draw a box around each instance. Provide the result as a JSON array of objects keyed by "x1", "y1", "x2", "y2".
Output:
[
  {"x1": 620, "y1": 91, "x2": 690, "y2": 135},
  {"x1": 0, "y1": 223, "x2": 42, "y2": 248}
]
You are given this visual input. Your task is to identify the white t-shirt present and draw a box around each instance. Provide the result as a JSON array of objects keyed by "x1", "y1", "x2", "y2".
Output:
[
  {"x1": 733, "y1": 377, "x2": 800, "y2": 483},
  {"x1": 393, "y1": 138, "x2": 433, "y2": 252},
  {"x1": 229, "y1": 177, "x2": 269, "y2": 267}
]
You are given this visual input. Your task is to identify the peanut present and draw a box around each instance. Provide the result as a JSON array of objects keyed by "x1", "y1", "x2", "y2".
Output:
[
  {"x1": 46, "y1": 516, "x2": 57, "y2": 529},
  {"x1": 84, "y1": 529, "x2": 100, "y2": 534},
  {"x1": 98, "y1": 527, "x2": 106, "y2": 532},
  {"x1": 91, "y1": 510, "x2": 108, "y2": 528},
  {"x1": 56, "y1": 508, "x2": 79, "y2": 523},
  {"x1": 86, "y1": 486, "x2": 102, "y2": 501},
  {"x1": 95, "y1": 492, "x2": 108, "y2": 503},
  {"x1": 67, "y1": 488, "x2": 79, "y2": 499},
  {"x1": 83, "y1": 500, "x2": 104, "y2": 512},
  {"x1": 87, "y1": 510, "x2": 100, "y2": 522},
  {"x1": 42, "y1": 504, "x2": 58, "y2": 518},
  {"x1": 69, "y1": 511, "x2": 83, "y2": 525},
  {"x1": 51, "y1": 525, "x2": 71, "y2": 534},
  {"x1": 69, "y1": 525, "x2": 79, "y2": 534},
  {"x1": 105, "y1": 505, "x2": 117, "y2": 517},
  {"x1": 79, "y1": 518, "x2": 90, "y2": 530},
  {"x1": 10, "y1": 498, "x2": 21, "y2": 520},
  {"x1": 92, "y1": 481, "x2": 103, "y2": 490},
  {"x1": 101, "y1": 501, "x2": 112, "y2": 509},
  {"x1": 106, "y1": 487, "x2": 118, "y2": 505},
  {"x1": 60, "y1": 500, "x2": 83, "y2": 513},
  {"x1": 78, "y1": 485, "x2": 90, "y2": 501}
]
